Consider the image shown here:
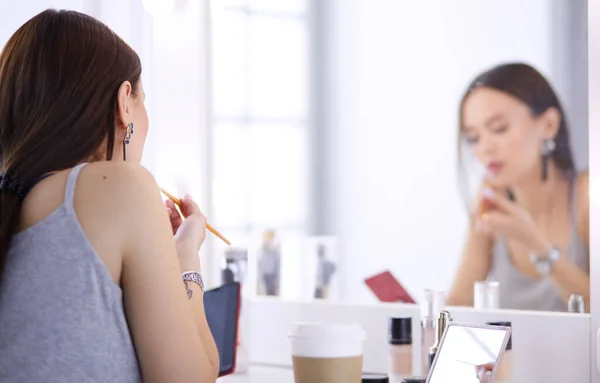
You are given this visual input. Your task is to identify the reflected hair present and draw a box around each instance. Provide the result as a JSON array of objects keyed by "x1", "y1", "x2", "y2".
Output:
[{"x1": 456, "y1": 62, "x2": 575, "y2": 210}]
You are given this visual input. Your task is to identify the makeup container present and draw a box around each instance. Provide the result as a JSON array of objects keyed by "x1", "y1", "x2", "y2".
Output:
[
  {"x1": 428, "y1": 310, "x2": 453, "y2": 370},
  {"x1": 420, "y1": 290, "x2": 445, "y2": 375},
  {"x1": 568, "y1": 293, "x2": 585, "y2": 313},
  {"x1": 362, "y1": 373, "x2": 389, "y2": 382},
  {"x1": 473, "y1": 281, "x2": 500, "y2": 309},
  {"x1": 486, "y1": 321, "x2": 512, "y2": 381},
  {"x1": 388, "y1": 317, "x2": 412, "y2": 381}
]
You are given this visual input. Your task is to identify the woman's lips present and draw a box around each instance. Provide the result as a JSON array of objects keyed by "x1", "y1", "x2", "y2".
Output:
[{"x1": 486, "y1": 162, "x2": 504, "y2": 174}]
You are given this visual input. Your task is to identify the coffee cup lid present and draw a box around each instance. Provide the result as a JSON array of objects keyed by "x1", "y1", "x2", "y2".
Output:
[{"x1": 288, "y1": 322, "x2": 366, "y2": 341}]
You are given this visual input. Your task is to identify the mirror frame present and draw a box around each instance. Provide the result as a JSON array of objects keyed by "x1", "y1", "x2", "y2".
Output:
[{"x1": 589, "y1": 1, "x2": 599, "y2": 381}]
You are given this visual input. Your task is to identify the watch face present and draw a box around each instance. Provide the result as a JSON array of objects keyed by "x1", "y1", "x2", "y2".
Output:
[
  {"x1": 530, "y1": 253, "x2": 551, "y2": 276},
  {"x1": 548, "y1": 246, "x2": 561, "y2": 262}
]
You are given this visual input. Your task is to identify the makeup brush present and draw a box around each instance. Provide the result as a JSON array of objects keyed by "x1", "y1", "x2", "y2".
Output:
[
  {"x1": 160, "y1": 187, "x2": 231, "y2": 246},
  {"x1": 455, "y1": 359, "x2": 478, "y2": 366}
]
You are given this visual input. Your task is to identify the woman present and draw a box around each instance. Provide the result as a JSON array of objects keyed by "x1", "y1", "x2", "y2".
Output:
[
  {"x1": 0, "y1": 10, "x2": 219, "y2": 382},
  {"x1": 446, "y1": 63, "x2": 589, "y2": 312}
]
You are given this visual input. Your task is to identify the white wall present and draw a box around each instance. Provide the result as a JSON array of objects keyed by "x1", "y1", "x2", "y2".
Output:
[{"x1": 320, "y1": 0, "x2": 589, "y2": 303}]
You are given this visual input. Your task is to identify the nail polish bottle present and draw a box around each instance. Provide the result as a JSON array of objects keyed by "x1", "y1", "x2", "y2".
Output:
[
  {"x1": 486, "y1": 321, "x2": 512, "y2": 382},
  {"x1": 388, "y1": 317, "x2": 413, "y2": 382}
]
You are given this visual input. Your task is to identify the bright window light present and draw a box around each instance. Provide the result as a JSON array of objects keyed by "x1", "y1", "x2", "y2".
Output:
[{"x1": 142, "y1": 0, "x2": 177, "y2": 16}]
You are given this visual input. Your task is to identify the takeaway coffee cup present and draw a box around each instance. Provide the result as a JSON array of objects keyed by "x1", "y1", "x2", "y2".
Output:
[{"x1": 288, "y1": 322, "x2": 366, "y2": 383}]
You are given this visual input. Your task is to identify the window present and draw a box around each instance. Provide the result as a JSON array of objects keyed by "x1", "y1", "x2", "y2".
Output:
[{"x1": 210, "y1": 0, "x2": 310, "y2": 298}]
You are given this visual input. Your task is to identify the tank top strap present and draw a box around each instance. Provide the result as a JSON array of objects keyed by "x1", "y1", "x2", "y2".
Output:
[{"x1": 64, "y1": 163, "x2": 89, "y2": 210}]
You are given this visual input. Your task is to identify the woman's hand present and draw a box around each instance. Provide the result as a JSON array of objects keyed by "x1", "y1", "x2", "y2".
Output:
[
  {"x1": 476, "y1": 188, "x2": 551, "y2": 254},
  {"x1": 166, "y1": 199, "x2": 183, "y2": 234},
  {"x1": 474, "y1": 363, "x2": 494, "y2": 383},
  {"x1": 166, "y1": 194, "x2": 207, "y2": 271}
]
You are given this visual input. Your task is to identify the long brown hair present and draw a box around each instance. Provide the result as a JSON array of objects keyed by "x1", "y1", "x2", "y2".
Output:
[
  {"x1": 457, "y1": 63, "x2": 575, "y2": 206},
  {"x1": 0, "y1": 9, "x2": 142, "y2": 279}
]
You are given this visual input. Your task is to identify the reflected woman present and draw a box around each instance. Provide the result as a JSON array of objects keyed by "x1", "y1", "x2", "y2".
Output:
[{"x1": 446, "y1": 63, "x2": 590, "y2": 312}]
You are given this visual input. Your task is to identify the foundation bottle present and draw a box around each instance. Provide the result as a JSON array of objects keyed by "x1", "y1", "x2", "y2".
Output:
[
  {"x1": 486, "y1": 321, "x2": 512, "y2": 382},
  {"x1": 388, "y1": 317, "x2": 413, "y2": 382}
]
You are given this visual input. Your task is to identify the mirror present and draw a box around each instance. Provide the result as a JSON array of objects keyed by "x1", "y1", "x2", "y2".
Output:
[
  {"x1": 428, "y1": 323, "x2": 511, "y2": 383},
  {"x1": 208, "y1": 0, "x2": 590, "y2": 313}
]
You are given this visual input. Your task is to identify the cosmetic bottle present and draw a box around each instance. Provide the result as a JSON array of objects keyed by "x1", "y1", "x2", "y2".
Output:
[
  {"x1": 568, "y1": 294, "x2": 585, "y2": 313},
  {"x1": 428, "y1": 310, "x2": 452, "y2": 370},
  {"x1": 388, "y1": 317, "x2": 412, "y2": 382},
  {"x1": 420, "y1": 290, "x2": 445, "y2": 375},
  {"x1": 486, "y1": 321, "x2": 512, "y2": 382},
  {"x1": 473, "y1": 281, "x2": 500, "y2": 309}
]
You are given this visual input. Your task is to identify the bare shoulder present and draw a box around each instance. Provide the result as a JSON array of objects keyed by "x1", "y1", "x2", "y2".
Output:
[
  {"x1": 573, "y1": 170, "x2": 589, "y2": 243},
  {"x1": 574, "y1": 169, "x2": 589, "y2": 193},
  {"x1": 20, "y1": 162, "x2": 156, "y2": 233},
  {"x1": 573, "y1": 170, "x2": 589, "y2": 212},
  {"x1": 79, "y1": 161, "x2": 158, "y2": 195},
  {"x1": 77, "y1": 161, "x2": 161, "y2": 211},
  {"x1": 74, "y1": 162, "x2": 166, "y2": 249}
]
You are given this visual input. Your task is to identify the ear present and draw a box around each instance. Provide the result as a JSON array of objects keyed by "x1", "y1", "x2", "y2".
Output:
[
  {"x1": 115, "y1": 81, "x2": 133, "y2": 131},
  {"x1": 539, "y1": 107, "x2": 561, "y2": 140}
]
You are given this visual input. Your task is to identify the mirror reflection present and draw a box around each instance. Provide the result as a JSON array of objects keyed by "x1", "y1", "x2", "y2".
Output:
[
  {"x1": 209, "y1": 0, "x2": 589, "y2": 313},
  {"x1": 429, "y1": 324, "x2": 510, "y2": 383}
]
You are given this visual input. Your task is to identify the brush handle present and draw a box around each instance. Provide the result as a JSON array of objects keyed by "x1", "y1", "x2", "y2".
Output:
[{"x1": 206, "y1": 223, "x2": 231, "y2": 245}]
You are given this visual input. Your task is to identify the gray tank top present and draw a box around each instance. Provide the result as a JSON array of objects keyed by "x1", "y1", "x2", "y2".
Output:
[
  {"x1": 488, "y1": 173, "x2": 589, "y2": 312},
  {"x1": 0, "y1": 163, "x2": 142, "y2": 382}
]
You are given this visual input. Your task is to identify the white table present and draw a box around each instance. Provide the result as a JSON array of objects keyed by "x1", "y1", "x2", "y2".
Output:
[{"x1": 218, "y1": 366, "x2": 295, "y2": 383}]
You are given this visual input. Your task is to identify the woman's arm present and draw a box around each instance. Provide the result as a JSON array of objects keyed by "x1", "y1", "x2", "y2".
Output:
[
  {"x1": 545, "y1": 254, "x2": 590, "y2": 308},
  {"x1": 95, "y1": 164, "x2": 218, "y2": 383},
  {"x1": 446, "y1": 220, "x2": 493, "y2": 306},
  {"x1": 529, "y1": 171, "x2": 590, "y2": 309}
]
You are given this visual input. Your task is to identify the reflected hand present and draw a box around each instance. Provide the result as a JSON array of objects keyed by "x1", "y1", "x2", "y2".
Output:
[
  {"x1": 475, "y1": 188, "x2": 550, "y2": 253},
  {"x1": 474, "y1": 363, "x2": 494, "y2": 383},
  {"x1": 473, "y1": 181, "x2": 501, "y2": 219}
]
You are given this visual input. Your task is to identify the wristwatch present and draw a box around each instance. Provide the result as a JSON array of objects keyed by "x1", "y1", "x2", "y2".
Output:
[{"x1": 529, "y1": 245, "x2": 560, "y2": 276}]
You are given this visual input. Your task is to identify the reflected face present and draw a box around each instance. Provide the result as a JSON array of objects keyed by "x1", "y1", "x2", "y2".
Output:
[{"x1": 461, "y1": 87, "x2": 546, "y2": 186}]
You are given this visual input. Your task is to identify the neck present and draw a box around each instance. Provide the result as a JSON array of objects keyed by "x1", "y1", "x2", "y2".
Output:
[{"x1": 508, "y1": 162, "x2": 569, "y2": 217}]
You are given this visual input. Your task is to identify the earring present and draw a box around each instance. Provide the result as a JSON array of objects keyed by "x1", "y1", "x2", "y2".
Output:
[
  {"x1": 122, "y1": 122, "x2": 135, "y2": 161},
  {"x1": 541, "y1": 138, "x2": 556, "y2": 181}
]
